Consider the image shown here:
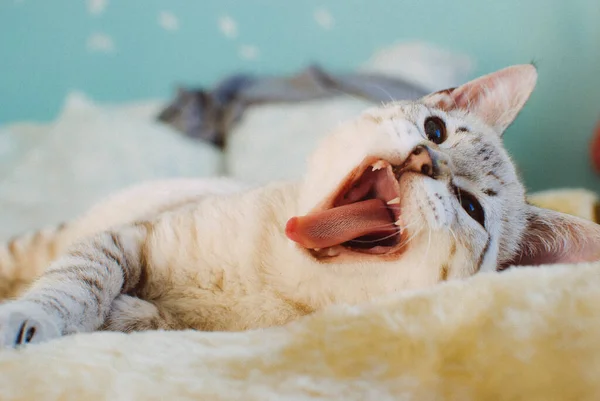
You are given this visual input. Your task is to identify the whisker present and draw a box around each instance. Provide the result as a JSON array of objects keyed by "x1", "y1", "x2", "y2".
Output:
[
  {"x1": 398, "y1": 220, "x2": 421, "y2": 231},
  {"x1": 326, "y1": 87, "x2": 369, "y2": 103},
  {"x1": 355, "y1": 218, "x2": 421, "y2": 233},
  {"x1": 420, "y1": 228, "x2": 432, "y2": 268},
  {"x1": 354, "y1": 222, "x2": 401, "y2": 230},
  {"x1": 402, "y1": 226, "x2": 423, "y2": 247},
  {"x1": 329, "y1": 84, "x2": 398, "y2": 104},
  {"x1": 448, "y1": 226, "x2": 459, "y2": 244},
  {"x1": 338, "y1": 218, "x2": 426, "y2": 245},
  {"x1": 366, "y1": 84, "x2": 397, "y2": 103},
  {"x1": 427, "y1": 229, "x2": 432, "y2": 254}
]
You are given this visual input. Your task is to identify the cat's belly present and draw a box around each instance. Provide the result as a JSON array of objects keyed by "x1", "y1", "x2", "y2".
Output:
[{"x1": 153, "y1": 287, "x2": 309, "y2": 332}]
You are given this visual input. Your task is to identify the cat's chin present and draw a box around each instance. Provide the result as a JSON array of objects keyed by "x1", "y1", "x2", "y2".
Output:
[{"x1": 286, "y1": 157, "x2": 410, "y2": 262}]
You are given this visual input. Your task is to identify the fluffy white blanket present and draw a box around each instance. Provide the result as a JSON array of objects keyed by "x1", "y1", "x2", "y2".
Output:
[{"x1": 1, "y1": 261, "x2": 599, "y2": 400}]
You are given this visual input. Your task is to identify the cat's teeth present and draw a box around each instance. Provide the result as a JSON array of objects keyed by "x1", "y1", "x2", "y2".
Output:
[
  {"x1": 371, "y1": 160, "x2": 386, "y2": 171},
  {"x1": 313, "y1": 247, "x2": 339, "y2": 257},
  {"x1": 326, "y1": 248, "x2": 340, "y2": 257},
  {"x1": 387, "y1": 197, "x2": 400, "y2": 205},
  {"x1": 395, "y1": 219, "x2": 402, "y2": 227}
]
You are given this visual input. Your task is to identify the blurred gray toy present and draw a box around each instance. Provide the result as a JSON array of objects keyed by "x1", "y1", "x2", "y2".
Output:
[{"x1": 157, "y1": 64, "x2": 429, "y2": 149}]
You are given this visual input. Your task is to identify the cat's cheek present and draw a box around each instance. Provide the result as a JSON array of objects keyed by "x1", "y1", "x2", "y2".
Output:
[
  {"x1": 403, "y1": 176, "x2": 455, "y2": 231},
  {"x1": 454, "y1": 217, "x2": 492, "y2": 273}
]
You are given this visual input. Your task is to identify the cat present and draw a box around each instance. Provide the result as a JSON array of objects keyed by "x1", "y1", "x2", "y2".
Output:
[{"x1": 1, "y1": 64, "x2": 600, "y2": 349}]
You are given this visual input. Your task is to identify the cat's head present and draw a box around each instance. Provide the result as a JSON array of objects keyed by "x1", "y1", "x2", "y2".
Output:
[{"x1": 286, "y1": 64, "x2": 600, "y2": 291}]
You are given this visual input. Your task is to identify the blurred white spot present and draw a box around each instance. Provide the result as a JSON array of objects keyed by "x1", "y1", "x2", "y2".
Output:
[
  {"x1": 314, "y1": 8, "x2": 334, "y2": 30},
  {"x1": 239, "y1": 45, "x2": 259, "y2": 60},
  {"x1": 218, "y1": 15, "x2": 238, "y2": 39},
  {"x1": 158, "y1": 11, "x2": 179, "y2": 31},
  {"x1": 87, "y1": 33, "x2": 115, "y2": 53},
  {"x1": 88, "y1": 0, "x2": 107, "y2": 16}
]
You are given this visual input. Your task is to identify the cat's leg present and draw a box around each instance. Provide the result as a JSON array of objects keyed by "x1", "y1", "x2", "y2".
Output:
[
  {"x1": 0, "y1": 222, "x2": 154, "y2": 348},
  {"x1": 0, "y1": 223, "x2": 74, "y2": 300},
  {"x1": 0, "y1": 179, "x2": 244, "y2": 303},
  {"x1": 102, "y1": 294, "x2": 175, "y2": 332}
]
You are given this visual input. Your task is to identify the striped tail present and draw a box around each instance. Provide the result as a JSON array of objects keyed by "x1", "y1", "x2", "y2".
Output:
[{"x1": 0, "y1": 223, "x2": 72, "y2": 300}]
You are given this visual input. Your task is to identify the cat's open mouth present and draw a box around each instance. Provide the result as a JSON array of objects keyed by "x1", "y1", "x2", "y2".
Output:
[{"x1": 286, "y1": 157, "x2": 407, "y2": 259}]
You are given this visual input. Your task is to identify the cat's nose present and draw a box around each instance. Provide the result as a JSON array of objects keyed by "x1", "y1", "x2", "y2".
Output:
[{"x1": 403, "y1": 145, "x2": 450, "y2": 179}]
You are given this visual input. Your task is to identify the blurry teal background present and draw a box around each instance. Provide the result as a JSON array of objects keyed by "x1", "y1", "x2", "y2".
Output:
[{"x1": 1, "y1": 0, "x2": 599, "y2": 192}]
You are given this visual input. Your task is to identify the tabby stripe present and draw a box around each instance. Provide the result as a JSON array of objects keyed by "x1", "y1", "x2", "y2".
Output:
[
  {"x1": 105, "y1": 230, "x2": 144, "y2": 293},
  {"x1": 31, "y1": 295, "x2": 70, "y2": 320},
  {"x1": 476, "y1": 236, "x2": 491, "y2": 272},
  {"x1": 101, "y1": 240, "x2": 126, "y2": 279},
  {"x1": 62, "y1": 292, "x2": 80, "y2": 304},
  {"x1": 44, "y1": 265, "x2": 86, "y2": 278},
  {"x1": 80, "y1": 276, "x2": 104, "y2": 315},
  {"x1": 439, "y1": 264, "x2": 449, "y2": 281},
  {"x1": 111, "y1": 232, "x2": 133, "y2": 288},
  {"x1": 131, "y1": 242, "x2": 149, "y2": 296},
  {"x1": 21, "y1": 225, "x2": 151, "y2": 334}
]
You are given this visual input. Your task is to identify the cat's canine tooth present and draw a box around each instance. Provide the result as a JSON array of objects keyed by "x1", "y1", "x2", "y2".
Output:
[
  {"x1": 313, "y1": 248, "x2": 321, "y2": 252},
  {"x1": 387, "y1": 197, "x2": 400, "y2": 205},
  {"x1": 395, "y1": 219, "x2": 402, "y2": 227},
  {"x1": 371, "y1": 160, "x2": 386, "y2": 171}
]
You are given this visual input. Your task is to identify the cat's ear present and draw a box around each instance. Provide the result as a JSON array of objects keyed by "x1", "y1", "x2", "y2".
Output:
[
  {"x1": 421, "y1": 64, "x2": 537, "y2": 135},
  {"x1": 500, "y1": 205, "x2": 600, "y2": 270}
]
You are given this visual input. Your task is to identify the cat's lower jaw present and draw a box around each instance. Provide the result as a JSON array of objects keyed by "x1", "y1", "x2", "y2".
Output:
[{"x1": 0, "y1": 301, "x2": 61, "y2": 348}]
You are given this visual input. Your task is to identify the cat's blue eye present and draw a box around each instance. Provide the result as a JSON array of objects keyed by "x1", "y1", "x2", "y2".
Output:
[
  {"x1": 424, "y1": 116, "x2": 447, "y2": 144},
  {"x1": 454, "y1": 187, "x2": 485, "y2": 228}
]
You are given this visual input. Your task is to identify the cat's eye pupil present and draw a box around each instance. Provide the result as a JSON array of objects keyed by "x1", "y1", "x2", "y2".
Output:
[
  {"x1": 24, "y1": 327, "x2": 36, "y2": 343},
  {"x1": 424, "y1": 117, "x2": 447, "y2": 144},
  {"x1": 455, "y1": 188, "x2": 485, "y2": 228}
]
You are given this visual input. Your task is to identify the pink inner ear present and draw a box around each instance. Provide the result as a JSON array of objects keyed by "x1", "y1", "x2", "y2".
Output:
[
  {"x1": 422, "y1": 64, "x2": 537, "y2": 134},
  {"x1": 500, "y1": 207, "x2": 600, "y2": 270},
  {"x1": 449, "y1": 67, "x2": 519, "y2": 111}
]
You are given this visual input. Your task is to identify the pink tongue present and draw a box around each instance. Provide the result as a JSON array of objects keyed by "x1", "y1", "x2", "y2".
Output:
[{"x1": 285, "y1": 198, "x2": 396, "y2": 249}]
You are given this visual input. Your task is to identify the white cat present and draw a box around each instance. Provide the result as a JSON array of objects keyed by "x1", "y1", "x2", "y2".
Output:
[{"x1": 1, "y1": 64, "x2": 599, "y2": 349}]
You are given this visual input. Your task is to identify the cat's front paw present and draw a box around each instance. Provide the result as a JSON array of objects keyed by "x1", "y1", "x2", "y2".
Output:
[{"x1": 0, "y1": 301, "x2": 61, "y2": 349}]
